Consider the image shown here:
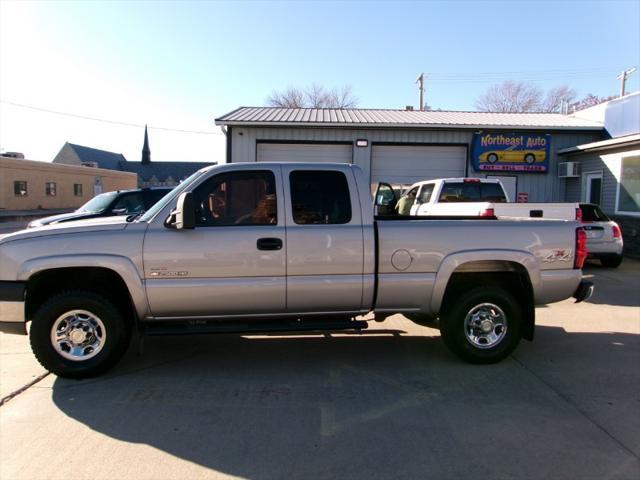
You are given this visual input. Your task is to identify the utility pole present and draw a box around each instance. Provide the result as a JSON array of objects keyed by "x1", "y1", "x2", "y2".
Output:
[
  {"x1": 617, "y1": 67, "x2": 637, "y2": 97},
  {"x1": 416, "y1": 73, "x2": 425, "y2": 111}
]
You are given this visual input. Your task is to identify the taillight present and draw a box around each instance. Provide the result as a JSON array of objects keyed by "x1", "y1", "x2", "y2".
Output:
[
  {"x1": 576, "y1": 208, "x2": 583, "y2": 222},
  {"x1": 463, "y1": 178, "x2": 481, "y2": 183},
  {"x1": 575, "y1": 228, "x2": 587, "y2": 269},
  {"x1": 612, "y1": 224, "x2": 622, "y2": 239},
  {"x1": 480, "y1": 208, "x2": 495, "y2": 217}
]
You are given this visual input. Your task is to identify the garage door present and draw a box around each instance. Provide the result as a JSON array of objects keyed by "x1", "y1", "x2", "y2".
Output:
[
  {"x1": 257, "y1": 143, "x2": 352, "y2": 163},
  {"x1": 371, "y1": 145, "x2": 467, "y2": 186}
]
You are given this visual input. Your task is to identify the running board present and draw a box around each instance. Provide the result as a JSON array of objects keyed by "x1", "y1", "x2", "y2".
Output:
[{"x1": 143, "y1": 319, "x2": 369, "y2": 336}]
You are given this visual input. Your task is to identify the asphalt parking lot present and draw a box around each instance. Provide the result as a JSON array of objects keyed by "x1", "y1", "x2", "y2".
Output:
[{"x1": 1, "y1": 260, "x2": 639, "y2": 480}]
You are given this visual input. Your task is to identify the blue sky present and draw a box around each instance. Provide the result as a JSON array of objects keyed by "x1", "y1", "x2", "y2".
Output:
[{"x1": 1, "y1": 0, "x2": 638, "y2": 163}]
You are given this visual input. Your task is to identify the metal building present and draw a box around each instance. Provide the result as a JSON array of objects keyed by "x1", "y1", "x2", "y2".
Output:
[{"x1": 215, "y1": 107, "x2": 604, "y2": 202}]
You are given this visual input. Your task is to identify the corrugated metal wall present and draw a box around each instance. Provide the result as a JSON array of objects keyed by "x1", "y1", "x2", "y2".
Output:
[{"x1": 229, "y1": 127, "x2": 601, "y2": 202}]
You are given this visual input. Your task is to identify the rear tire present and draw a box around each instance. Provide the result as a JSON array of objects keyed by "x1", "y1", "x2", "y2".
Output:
[
  {"x1": 600, "y1": 254, "x2": 623, "y2": 268},
  {"x1": 440, "y1": 286, "x2": 522, "y2": 364},
  {"x1": 524, "y1": 153, "x2": 536, "y2": 164},
  {"x1": 30, "y1": 291, "x2": 131, "y2": 378}
]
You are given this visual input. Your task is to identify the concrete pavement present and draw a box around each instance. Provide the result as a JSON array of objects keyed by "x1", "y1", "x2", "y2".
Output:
[{"x1": 1, "y1": 261, "x2": 639, "y2": 479}]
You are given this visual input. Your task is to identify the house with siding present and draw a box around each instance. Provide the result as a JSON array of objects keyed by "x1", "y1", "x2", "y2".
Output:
[{"x1": 560, "y1": 92, "x2": 640, "y2": 256}]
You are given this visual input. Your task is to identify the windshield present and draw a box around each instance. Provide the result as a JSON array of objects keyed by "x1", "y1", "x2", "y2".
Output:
[
  {"x1": 77, "y1": 191, "x2": 119, "y2": 213},
  {"x1": 139, "y1": 169, "x2": 208, "y2": 222}
]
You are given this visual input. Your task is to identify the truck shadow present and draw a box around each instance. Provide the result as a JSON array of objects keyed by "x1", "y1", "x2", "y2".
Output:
[{"x1": 50, "y1": 325, "x2": 640, "y2": 479}]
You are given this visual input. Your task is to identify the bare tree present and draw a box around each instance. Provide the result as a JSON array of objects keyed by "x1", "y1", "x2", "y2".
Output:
[
  {"x1": 326, "y1": 85, "x2": 358, "y2": 109},
  {"x1": 570, "y1": 93, "x2": 617, "y2": 112},
  {"x1": 542, "y1": 85, "x2": 576, "y2": 113},
  {"x1": 267, "y1": 84, "x2": 358, "y2": 108},
  {"x1": 267, "y1": 87, "x2": 305, "y2": 108},
  {"x1": 476, "y1": 81, "x2": 580, "y2": 113},
  {"x1": 476, "y1": 81, "x2": 543, "y2": 112}
]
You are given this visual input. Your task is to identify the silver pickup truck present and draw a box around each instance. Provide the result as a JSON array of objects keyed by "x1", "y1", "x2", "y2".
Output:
[{"x1": 0, "y1": 163, "x2": 593, "y2": 378}]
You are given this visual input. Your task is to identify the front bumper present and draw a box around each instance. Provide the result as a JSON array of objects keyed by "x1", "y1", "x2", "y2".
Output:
[
  {"x1": 573, "y1": 280, "x2": 594, "y2": 303},
  {"x1": 0, "y1": 281, "x2": 26, "y2": 323}
]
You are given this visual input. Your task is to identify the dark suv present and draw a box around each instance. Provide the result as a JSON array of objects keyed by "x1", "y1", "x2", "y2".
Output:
[{"x1": 27, "y1": 187, "x2": 172, "y2": 228}]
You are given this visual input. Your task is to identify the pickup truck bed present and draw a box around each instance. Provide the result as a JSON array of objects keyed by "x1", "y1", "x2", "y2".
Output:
[{"x1": 0, "y1": 163, "x2": 592, "y2": 378}]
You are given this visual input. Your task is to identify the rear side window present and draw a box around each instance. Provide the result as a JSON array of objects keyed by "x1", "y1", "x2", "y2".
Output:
[
  {"x1": 581, "y1": 204, "x2": 610, "y2": 222},
  {"x1": 290, "y1": 171, "x2": 352, "y2": 224}
]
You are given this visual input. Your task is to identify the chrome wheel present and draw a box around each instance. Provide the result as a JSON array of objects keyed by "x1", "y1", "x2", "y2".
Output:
[
  {"x1": 50, "y1": 310, "x2": 107, "y2": 361},
  {"x1": 464, "y1": 303, "x2": 507, "y2": 349}
]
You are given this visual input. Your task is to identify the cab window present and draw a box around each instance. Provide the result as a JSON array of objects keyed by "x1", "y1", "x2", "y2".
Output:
[
  {"x1": 439, "y1": 183, "x2": 481, "y2": 202},
  {"x1": 290, "y1": 170, "x2": 351, "y2": 224},
  {"x1": 481, "y1": 183, "x2": 507, "y2": 202},
  {"x1": 418, "y1": 184, "x2": 434, "y2": 203},
  {"x1": 193, "y1": 170, "x2": 277, "y2": 226}
]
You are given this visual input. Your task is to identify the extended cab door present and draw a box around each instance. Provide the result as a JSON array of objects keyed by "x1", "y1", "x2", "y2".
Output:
[
  {"x1": 283, "y1": 165, "x2": 365, "y2": 313},
  {"x1": 142, "y1": 167, "x2": 286, "y2": 318}
]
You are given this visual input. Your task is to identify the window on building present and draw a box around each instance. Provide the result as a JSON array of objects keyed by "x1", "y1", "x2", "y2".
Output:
[
  {"x1": 74, "y1": 184, "x2": 83, "y2": 196},
  {"x1": 193, "y1": 170, "x2": 277, "y2": 227},
  {"x1": 14, "y1": 181, "x2": 28, "y2": 196},
  {"x1": 617, "y1": 155, "x2": 640, "y2": 214},
  {"x1": 45, "y1": 182, "x2": 57, "y2": 197},
  {"x1": 290, "y1": 170, "x2": 352, "y2": 224}
]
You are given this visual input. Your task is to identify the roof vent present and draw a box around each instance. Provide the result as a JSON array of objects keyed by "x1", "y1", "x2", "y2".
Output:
[
  {"x1": 81, "y1": 161, "x2": 99, "y2": 168},
  {"x1": 405, "y1": 106, "x2": 414, "y2": 111}
]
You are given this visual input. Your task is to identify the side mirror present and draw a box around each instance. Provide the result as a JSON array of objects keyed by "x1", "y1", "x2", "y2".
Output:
[{"x1": 166, "y1": 192, "x2": 195, "y2": 229}]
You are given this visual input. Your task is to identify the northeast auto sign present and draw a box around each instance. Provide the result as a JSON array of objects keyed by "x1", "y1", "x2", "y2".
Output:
[{"x1": 472, "y1": 133, "x2": 550, "y2": 173}]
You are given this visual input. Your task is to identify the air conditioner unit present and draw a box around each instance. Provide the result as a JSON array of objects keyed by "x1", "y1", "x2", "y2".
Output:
[
  {"x1": 558, "y1": 161, "x2": 579, "y2": 178},
  {"x1": 81, "y1": 162, "x2": 99, "y2": 168}
]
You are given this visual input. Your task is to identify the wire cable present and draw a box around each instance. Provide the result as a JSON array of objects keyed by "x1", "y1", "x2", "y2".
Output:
[{"x1": 0, "y1": 100, "x2": 223, "y2": 135}]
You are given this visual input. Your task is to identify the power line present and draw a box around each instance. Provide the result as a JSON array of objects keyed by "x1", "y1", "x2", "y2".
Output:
[
  {"x1": 0, "y1": 100, "x2": 223, "y2": 135},
  {"x1": 427, "y1": 66, "x2": 616, "y2": 77}
]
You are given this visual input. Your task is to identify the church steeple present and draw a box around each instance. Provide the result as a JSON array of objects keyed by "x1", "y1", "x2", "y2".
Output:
[{"x1": 142, "y1": 125, "x2": 151, "y2": 165}]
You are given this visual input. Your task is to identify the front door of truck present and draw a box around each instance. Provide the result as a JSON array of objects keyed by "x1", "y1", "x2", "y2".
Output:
[
  {"x1": 143, "y1": 168, "x2": 286, "y2": 318},
  {"x1": 282, "y1": 166, "x2": 365, "y2": 313}
]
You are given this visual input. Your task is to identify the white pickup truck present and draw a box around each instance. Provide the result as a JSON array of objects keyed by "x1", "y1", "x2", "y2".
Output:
[
  {"x1": 394, "y1": 178, "x2": 581, "y2": 220},
  {"x1": 0, "y1": 163, "x2": 593, "y2": 378}
]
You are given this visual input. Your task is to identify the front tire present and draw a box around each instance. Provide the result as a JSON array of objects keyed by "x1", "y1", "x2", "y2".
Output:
[
  {"x1": 440, "y1": 286, "x2": 522, "y2": 364},
  {"x1": 487, "y1": 153, "x2": 498, "y2": 164},
  {"x1": 524, "y1": 153, "x2": 536, "y2": 164},
  {"x1": 30, "y1": 291, "x2": 131, "y2": 378}
]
